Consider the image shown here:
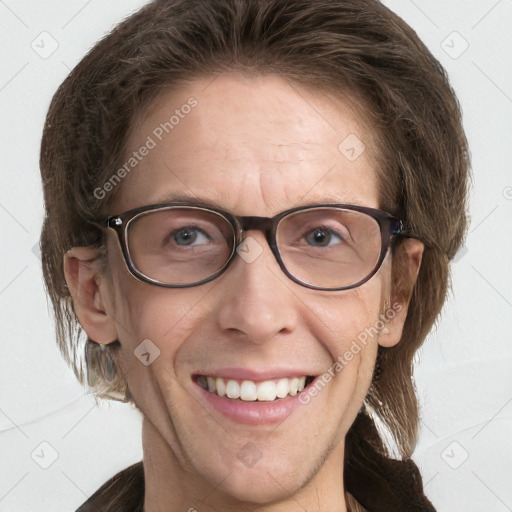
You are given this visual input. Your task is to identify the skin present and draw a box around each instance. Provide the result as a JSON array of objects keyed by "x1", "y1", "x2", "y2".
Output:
[{"x1": 64, "y1": 74, "x2": 423, "y2": 512}]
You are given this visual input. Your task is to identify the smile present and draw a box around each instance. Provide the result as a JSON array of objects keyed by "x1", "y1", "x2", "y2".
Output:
[{"x1": 194, "y1": 375, "x2": 315, "y2": 402}]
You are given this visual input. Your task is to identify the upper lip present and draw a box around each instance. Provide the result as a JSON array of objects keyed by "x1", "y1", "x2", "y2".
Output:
[{"x1": 193, "y1": 367, "x2": 317, "y2": 381}]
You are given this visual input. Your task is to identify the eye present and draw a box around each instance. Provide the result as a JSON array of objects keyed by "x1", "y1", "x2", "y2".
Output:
[
  {"x1": 171, "y1": 227, "x2": 210, "y2": 246},
  {"x1": 305, "y1": 227, "x2": 344, "y2": 247}
]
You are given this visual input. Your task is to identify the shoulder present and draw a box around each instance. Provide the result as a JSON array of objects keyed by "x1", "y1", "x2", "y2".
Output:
[{"x1": 75, "y1": 461, "x2": 144, "y2": 512}]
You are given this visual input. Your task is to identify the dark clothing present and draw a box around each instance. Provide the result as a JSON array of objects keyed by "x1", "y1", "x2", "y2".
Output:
[
  {"x1": 76, "y1": 459, "x2": 436, "y2": 512},
  {"x1": 76, "y1": 462, "x2": 144, "y2": 512}
]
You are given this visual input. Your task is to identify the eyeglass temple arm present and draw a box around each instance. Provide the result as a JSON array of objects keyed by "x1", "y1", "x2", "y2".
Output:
[{"x1": 392, "y1": 220, "x2": 422, "y2": 242}]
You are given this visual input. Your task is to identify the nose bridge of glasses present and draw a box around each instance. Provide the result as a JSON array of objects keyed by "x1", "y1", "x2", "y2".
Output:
[
  {"x1": 234, "y1": 215, "x2": 280, "y2": 260},
  {"x1": 238, "y1": 216, "x2": 274, "y2": 239}
]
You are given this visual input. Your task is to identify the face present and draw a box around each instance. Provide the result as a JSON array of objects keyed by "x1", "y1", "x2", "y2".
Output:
[{"x1": 72, "y1": 75, "x2": 414, "y2": 505}]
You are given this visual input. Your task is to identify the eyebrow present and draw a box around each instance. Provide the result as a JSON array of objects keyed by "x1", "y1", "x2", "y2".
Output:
[
  {"x1": 148, "y1": 193, "x2": 228, "y2": 210},
  {"x1": 145, "y1": 192, "x2": 369, "y2": 212}
]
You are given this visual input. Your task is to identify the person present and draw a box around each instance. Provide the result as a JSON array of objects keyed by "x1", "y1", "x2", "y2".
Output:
[{"x1": 38, "y1": 0, "x2": 469, "y2": 510}]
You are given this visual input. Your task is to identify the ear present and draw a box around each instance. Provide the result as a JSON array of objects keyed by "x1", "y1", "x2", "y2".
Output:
[
  {"x1": 378, "y1": 238, "x2": 424, "y2": 348},
  {"x1": 63, "y1": 246, "x2": 118, "y2": 344}
]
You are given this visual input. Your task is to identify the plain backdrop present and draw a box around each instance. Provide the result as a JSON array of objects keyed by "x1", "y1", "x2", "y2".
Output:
[{"x1": 0, "y1": 1, "x2": 511, "y2": 511}]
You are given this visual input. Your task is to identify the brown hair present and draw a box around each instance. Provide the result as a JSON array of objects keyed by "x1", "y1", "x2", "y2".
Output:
[{"x1": 40, "y1": 0, "x2": 469, "y2": 509}]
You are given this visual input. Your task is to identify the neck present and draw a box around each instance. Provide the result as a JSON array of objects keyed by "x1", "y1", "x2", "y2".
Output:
[{"x1": 141, "y1": 417, "x2": 347, "y2": 512}]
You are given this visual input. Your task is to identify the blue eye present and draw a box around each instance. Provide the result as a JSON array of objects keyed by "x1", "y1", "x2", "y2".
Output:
[
  {"x1": 305, "y1": 227, "x2": 343, "y2": 247},
  {"x1": 172, "y1": 227, "x2": 210, "y2": 246}
]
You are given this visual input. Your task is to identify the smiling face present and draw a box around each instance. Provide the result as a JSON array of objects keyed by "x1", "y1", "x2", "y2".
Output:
[{"x1": 66, "y1": 74, "x2": 420, "y2": 509}]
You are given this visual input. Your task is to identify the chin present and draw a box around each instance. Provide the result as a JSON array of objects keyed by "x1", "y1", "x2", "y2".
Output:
[{"x1": 213, "y1": 465, "x2": 305, "y2": 505}]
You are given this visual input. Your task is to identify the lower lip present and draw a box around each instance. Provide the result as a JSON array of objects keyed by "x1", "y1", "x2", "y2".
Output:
[{"x1": 194, "y1": 381, "x2": 312, "y2": 425}]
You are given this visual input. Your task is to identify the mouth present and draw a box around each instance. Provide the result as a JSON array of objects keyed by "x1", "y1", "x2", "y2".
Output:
[{"x1": 193, "y1": 375, "x2": 315, "y2": 402}]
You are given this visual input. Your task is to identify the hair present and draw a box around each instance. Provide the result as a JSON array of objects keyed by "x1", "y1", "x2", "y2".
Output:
[{"x1": 39, "y1": 0, "x2": 470, "y2": 509}]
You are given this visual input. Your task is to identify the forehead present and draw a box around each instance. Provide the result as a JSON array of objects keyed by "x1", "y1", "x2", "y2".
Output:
[{"x1": 114, "y1": 74, "x2": 381, "y2": 215}]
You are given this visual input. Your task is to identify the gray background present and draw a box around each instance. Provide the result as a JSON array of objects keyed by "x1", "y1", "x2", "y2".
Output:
[{"x1": 0, "y1": 1, "x2": 511, "y2": 510}]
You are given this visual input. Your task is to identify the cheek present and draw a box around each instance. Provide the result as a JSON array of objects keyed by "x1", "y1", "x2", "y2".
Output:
[
  {"x1": 109, "y1": 282, "x2": 214, "y2": 415},
  {"x1": 107, "y1": 251, "x2": 214, "y2": 381},
  {"x1": 287, "y1": 281, "x2": 386, "y2": 439},
  {"x1": 315, "y1": 280, "x2": 386, "y2": 352},
  {"x1": 106, "y1": 235, "x2": 205, "y2": 341},
  {"x1": 311, "y1": 280, "x2": 385, "y2": 388}
]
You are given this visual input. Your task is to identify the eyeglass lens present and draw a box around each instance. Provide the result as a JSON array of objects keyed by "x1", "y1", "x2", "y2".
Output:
[{"x1": 125, "y1": 207, "x2": 382, "y2": 288}]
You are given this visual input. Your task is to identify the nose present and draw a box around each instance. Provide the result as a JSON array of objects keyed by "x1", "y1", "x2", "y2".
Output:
[{"x1": 216, "y1": 232, "x2": 300, "y2": 344}]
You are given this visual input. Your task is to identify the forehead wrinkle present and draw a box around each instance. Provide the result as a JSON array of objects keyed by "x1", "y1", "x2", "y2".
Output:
[
  {"x1": 257, "y1": 166, "x2": 281, "y2": 213},
  {"x1": 263, "y1": 142, "x2": 318, "y2": 165},
  {"x1": 240, "y1": 141, "x2": 326, "y2": 212},
  {"x1": 116, "y1": 75, "x2": 381, "y2": 216},
  {"x1": 215, "y1": 140, "x2": 318, "y2": 168}
]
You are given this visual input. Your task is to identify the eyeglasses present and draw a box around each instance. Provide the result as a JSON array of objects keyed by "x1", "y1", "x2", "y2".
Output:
[{"x1": 99, "y1": 202, "x2": 405, "y2": 291}]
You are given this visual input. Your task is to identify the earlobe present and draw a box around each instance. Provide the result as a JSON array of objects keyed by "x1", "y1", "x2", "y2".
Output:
[
  {"x1": 378, "y1": 238, "x2": 424, "y2": 348},
  {"x1": 378, "y1": 301, "x2": 408, "y2": 348},
  {"x1": 64, "y1": 246, "x2": 117, "y2": 344}
]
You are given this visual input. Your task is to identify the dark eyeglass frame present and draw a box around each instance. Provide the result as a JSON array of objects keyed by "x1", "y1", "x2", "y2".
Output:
[{"x1": 98, "y1": 202, "x2": 406, "y2": 291}]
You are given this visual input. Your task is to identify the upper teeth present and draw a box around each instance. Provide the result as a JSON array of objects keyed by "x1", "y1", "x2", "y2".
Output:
[{"x1": 197, "y1": 376, "x2": 308, "y2": 401}]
